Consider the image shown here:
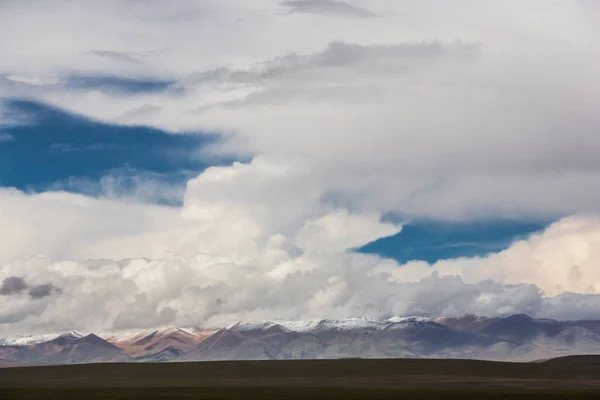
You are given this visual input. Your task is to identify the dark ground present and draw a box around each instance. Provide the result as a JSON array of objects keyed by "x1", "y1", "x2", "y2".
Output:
[{"x1": 2, "y1": 356, "x2": 600, "y2": 399}]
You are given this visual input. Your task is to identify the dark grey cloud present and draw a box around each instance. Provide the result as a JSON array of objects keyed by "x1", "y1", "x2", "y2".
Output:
[
  {"x1": 28, "y1": 283, "x2": 62, "y2": 299},
  {"x1": 282, "y1": 0, "x2": 376, "y2": 18},
  {"x1": 0, "y1": 276, "x2": 27, "y2": 295},
  {"x1": 0, "y1": 276, "x2": 61, "y2": 299}
]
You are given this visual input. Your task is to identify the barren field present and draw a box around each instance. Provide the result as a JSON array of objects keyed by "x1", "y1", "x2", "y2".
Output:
[{"x1": 1, "y1": 356, "x2": 600, "y2": 399}]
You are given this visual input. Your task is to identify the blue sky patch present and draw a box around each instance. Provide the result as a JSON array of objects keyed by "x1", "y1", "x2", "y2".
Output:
[
  {"x1": 357, "y1": 219, "x2": 548, "y2": 264},
  {"x1": 0, "y1": 99, "x2": 231, "y2": 204}
]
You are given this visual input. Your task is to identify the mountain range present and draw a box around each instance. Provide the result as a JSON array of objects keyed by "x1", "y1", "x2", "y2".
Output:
[{"x1": 3, "y1": 314, "x2": 600, "y2": 366}]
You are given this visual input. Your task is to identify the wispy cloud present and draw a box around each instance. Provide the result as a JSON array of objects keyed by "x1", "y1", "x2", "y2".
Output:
[
  {"x1": 282, "y1": 0, "x2": 376, "y2": 18},
  {"x1": 88, "y1": 50, "x2": 142, "y2": 64},
  {"x1": 186, "y1": 40, "x2": 479, "y2": 110}
]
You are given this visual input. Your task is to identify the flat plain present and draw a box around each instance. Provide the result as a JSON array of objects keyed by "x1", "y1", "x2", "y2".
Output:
[{"x1": 2, "y1": 356, "x2": 600, "y2": 399}]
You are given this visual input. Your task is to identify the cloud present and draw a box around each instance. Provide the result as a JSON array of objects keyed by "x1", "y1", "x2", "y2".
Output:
[
  {"x1": 0, "y1": 276, "x2": 27, "y2": 295},
  {"x1": 64, "y1": 75, "x2": 178, "y2": 95},
  {"x1": 185, "y1": 40, "x2": 478, "y2": 85},
  {"x1": 183, "y1": 40, "x2": 479, "y2": 110},
  {"x1": 0, "y1": 101, "x2": 33, "y2": 128},
  {"x1": 5, "y1": 0, "x2": 596, "y2": 219},
  {"x1": 381, "y1": 215, "x2": 600, "y2": 299},
  {"x1": 0, "y1": 187, "x2": 185, "y2": 264},
  {"x1": 3, "y1": 162, "x2": 600, "y2": 335},
  {"x1": 0, "y1": 213, "x2": 598, "y2": 335},
  {"x1": 113, "y1": 307, "x2": 177, "y2": 330},
  {"x1": 294, "y1": 209, "x2": 399, "y2": 254},
  {"x1": 88, "y1": 50, "x2": 142, "y2": 64},
  {"x1": 0, "y1": 276, "x2": 61, "y2": 299},
  {"x1": 116, "y1": 104, "x2": 162, "y2": 121},
  {"x1": 28, "y1": 283, "x2": 62, "y2": 299},
  {"x1": 281, "y1": 0, "x2": 376, "y2": 18},
  {"x1": 5, "y1": 75, "x2": 58, "y2": 86},
  {"x1": 51, "y1": 168, "x2": 189, "y2": 206}
]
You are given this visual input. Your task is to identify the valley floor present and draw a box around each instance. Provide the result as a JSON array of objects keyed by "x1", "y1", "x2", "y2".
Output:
[{"x1": 2, "y1": 356, "x2": 600, "y2": 399}]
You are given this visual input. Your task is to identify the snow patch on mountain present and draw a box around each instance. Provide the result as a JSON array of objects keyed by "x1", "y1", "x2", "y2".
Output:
[
  {"x1": 100, "y1": 326, "x2": 196, "y2": 342},
  {"x1": 227, "y1": 317, "x2": 433, "y2": 333},
  {"x1": 0, "y1": 330, "x2": 85, "y2": 346}
]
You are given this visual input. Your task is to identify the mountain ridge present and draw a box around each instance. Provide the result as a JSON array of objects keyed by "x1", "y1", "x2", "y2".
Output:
[{"x1": 4, "y1": 314, "x2": 600, "y2": 366}]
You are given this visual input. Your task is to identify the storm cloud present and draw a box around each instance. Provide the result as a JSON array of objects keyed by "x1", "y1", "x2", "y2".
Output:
[
  {"x1": 0, "y1": 276, "x2": 27, "y2": 296},
  {"x1": 0, "y1": 276, "x2": 61, "y2": 299},
  {"x1": 28, "y1": 283, "x2": 62, "y2": 299}
]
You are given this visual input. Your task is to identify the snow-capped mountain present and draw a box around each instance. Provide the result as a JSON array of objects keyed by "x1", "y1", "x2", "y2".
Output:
[
  {"x1": 0, "y1": 330, "x2": 85, "y2": 346},
  {"x1": 0, "y1": 332, "x2": 130, "y2": 365},
  {"x1": 227, "y1": 317, "x2": 432, "y2": 333},
  {"x1": 4, "y1": 315, "x2": 600, "y2": 366},
  {"x1": 100, "y1": 326, "x2": 197, "y2": 343},
  {"x1": 103, "y1": 325, "x2": 213, "y2": 361}
]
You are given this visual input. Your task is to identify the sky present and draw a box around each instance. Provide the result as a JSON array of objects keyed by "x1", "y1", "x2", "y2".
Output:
[{"x1": 1, "y1": 0, "x2": 600, "y2": 335}]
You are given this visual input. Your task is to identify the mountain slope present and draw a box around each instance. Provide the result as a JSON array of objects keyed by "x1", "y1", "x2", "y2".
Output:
[
  {"x1": 41, "y1": 334, "x2": 130, "y2": 364},
  {"x1": 104, "y1": 326, "x2": 214, "y2": 360}
]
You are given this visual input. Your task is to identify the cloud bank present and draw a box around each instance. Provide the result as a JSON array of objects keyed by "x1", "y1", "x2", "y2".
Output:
[{"x1": 2, "y1": 163, "x2": 600, "y2": 335}]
